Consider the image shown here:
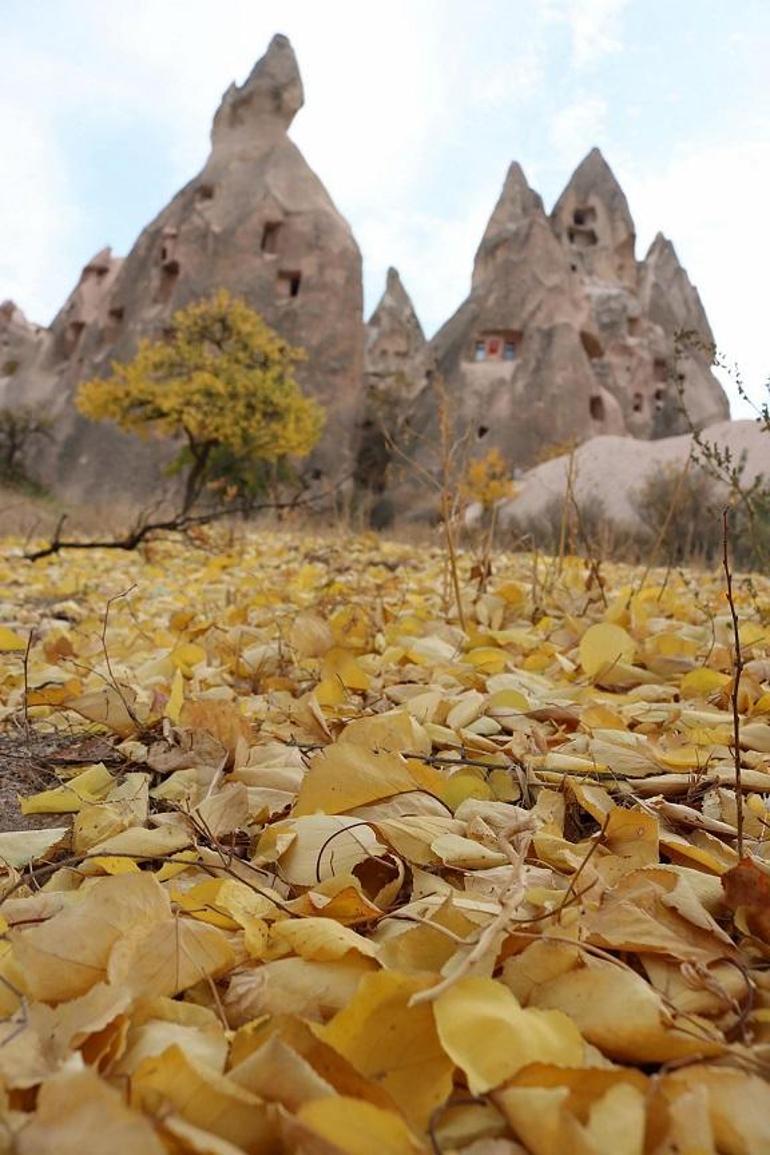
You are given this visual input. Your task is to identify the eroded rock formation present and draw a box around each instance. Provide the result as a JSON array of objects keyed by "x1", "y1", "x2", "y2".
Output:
[
  {"x1": 386, "y1": 149, "x2": 729, "y2": 516},
  {"x1": 2, "y1": 40, "x2": 729, "y2": 519},
  {"x1": 3, "y1": 35, "x2": 364, "y2": 504},
  {"x1": 354, "y1": 268, "x2": 432, "y2": 521}
]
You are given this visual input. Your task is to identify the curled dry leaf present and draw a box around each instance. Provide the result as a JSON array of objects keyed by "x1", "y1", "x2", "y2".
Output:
[{"x1": 3, "y1": 529, "x2": 770, "y2": 1152}]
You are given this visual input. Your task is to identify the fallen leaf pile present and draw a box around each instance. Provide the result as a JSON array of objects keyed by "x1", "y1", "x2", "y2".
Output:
[{"x1": 1, "y1": 528, "x2": 770, "y2": 1154}]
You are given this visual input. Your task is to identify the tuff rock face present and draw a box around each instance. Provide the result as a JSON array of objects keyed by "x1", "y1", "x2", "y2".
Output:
[
  {"x1": 0, "y1": 302, "x2": 50, "y2": 392},
  {"x1": 4, "y1": 34, "x2": 364, "y2": 503},
  {"x1": 354, "y1": 268, "x2": 432, "y2": 521},
  {"x1": 383, "y1": 150, "x2": 729, "y2": 517},
  {"x1": 3, "y1": 39, "x2": 729, "y2": 518}
]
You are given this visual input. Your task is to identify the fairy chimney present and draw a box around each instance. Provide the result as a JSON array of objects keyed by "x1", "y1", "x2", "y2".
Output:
[{"x1": 6, "y1": 34, "x2": 364, "y2": 504}]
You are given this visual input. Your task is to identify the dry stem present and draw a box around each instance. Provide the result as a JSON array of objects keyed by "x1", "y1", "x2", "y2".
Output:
[{"x1": 722, "y1": 507, "x2": 745, "y2": 857}]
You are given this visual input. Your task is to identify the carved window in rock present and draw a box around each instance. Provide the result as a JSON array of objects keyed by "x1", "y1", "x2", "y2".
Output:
[
  {"x1": 580, "y1": 331, "x2": 603, "y2": 360},
  {"x1": 261, "y1": 222, "x2": 282, "y2": 255},
  {"x1": 277, "y1": 270, "x2": 301, "y2": 299},
  {"x1": 64, "y1": 320, "x2": 85, "y2": 356},
  {"x1": 159, "y1": 228, "x2": 178, "y2": 268},
  {"x1": 632, "y1": 392, "x2": 644, "y2": 413},
  {"x1": 471, "y1": 330, "x2": 520, "y2": 362},
  {"x1": 106, "y1": 306, "x2": 124, "y2": 338},
  {"x1": 197, "y1": 184, "x2": 215, "y2": 201},
  {"x1": 572, "y1": 206, "x2": 597, "y2": 227},
  {"x1": 157, "y1": 261, "x2": 180, "y2": 304},
  {"x1": 568, "y1": 206, "x2": 598, "y2": 248},
  {"x1": 654, "y1": 388, "x2": 666, "y2": 412},
  {"x1": 590, "y1": 394, "x2": 605, "y2": 422}
]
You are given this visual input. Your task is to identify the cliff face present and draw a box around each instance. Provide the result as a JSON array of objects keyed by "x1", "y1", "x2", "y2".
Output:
[
  {"x1": 354, "y1": 268, "x2": 432, "y2": 522},
  {"x1": 2, "y1": 39, "x2": 729, "y2": 517},
  {"x1": 377, "y1": 150, "x2": 728, "y2": 518},
  {"x1": 3, "y1": 35, "x2": 364, "y2": 503}
]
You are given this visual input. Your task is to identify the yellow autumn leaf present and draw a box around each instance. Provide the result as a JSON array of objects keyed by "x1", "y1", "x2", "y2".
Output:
[
  {"x1": 434, "y1": 976, "x2": 584, "y2": 1094},
  {"x1": 16, "y1": 1067, "x2": 166, "y2": 1155},
  {"x1": 294, "y1": 1097, "x2": 425, "y2": 1155},
  {"x1": 293, "y1": 743, "x2": 418, "y2": 815},
  {"x1": 131, "y1": 1043, "x2": 278, "y2": 1151},
  {"x1": 269, "y1": 916, "x2": 378, "y2": 961},
  {"x1": 20, "y1": 762, "x2": 115, "y2": 814},
  {"x1": 10, "y1": 872, "x2": 171, "y2": 1001},
  {"x1": 0, "y1": 625, "x2": 27, "y2": 651},
  {"x1": 322, "y1": 646, "x2": 371, "y2": 691},
  {"x1": 317, "y1": 970, "x2": 454, "y2": 1130},
  {"x1": 579, "y1": 622, "x2": 636, "y2": 678},
  {"x1": 679, "y1": 667, "x2": 731, "y2": 699},
  {"x1": 165, "y1": 666, "x2": 185, "y2": 722}
]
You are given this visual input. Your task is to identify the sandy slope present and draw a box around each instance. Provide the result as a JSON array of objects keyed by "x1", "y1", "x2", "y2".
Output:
[{"x1": 501, "y1": 419, "x2": 768, "y2": 526}]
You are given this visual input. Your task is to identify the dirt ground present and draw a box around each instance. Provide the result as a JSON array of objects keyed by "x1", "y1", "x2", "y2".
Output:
[{"x1": 0, "y1": 726, "x2": 119, "y2": 832}]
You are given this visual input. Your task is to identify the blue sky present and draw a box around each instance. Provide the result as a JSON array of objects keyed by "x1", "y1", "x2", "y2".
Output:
[{"x1": 2, "y1": 0, "x2": 768, "y2": 415}]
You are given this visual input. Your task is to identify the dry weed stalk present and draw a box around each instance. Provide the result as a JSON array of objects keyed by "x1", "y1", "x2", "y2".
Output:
[
  {"x1": 634, "y1": 452, "x2": 693, "y2": 595},
  {"x1": 410, "y1": 823, "x2": 534, "y2": 1005},
  {"x1": 435, "y1": 378, "x2": 467, "y2": 632},
  {"x1": 722, "y1": 507, "x2": 745, "y2": 857}
]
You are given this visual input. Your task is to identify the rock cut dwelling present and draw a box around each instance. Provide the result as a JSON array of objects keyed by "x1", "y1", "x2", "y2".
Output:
[{"x1": 0, "y1": 34, "x2": 729, "y2": 517}]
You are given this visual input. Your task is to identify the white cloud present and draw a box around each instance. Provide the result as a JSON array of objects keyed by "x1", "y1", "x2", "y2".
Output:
[
  {"x1": 356, "y1": 191, "x2": 495, "y2": 337},
  {"x1": 545, "y1": 0, "x2": 629, "y2": 67},
  {"x1": 472, "y1": 44, "x2": 545, "y2": 110},
  {"x1": 0, "y1": 101, "x2": 78, "y2": 321},
  {"x1": 549, "y1": 95, "x2": 608, "y2": 165}
]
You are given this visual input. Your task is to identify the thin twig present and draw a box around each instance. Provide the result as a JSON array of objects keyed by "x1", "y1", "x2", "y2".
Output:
[
  {"x1": 21, "y1": 628, "x2": 37, "y2": 735},
  {"x1": 722, "y1": 507, "x2": 745, "y2": 857},
  {"x1": 101, "y1": 585, "x2": 141, "y2": 728},
  {"x1": 23, "y1": 475, "x2": 353, "y2": 561}
]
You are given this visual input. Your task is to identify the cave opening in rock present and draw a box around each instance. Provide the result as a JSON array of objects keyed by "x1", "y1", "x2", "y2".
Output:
[
  {"x1": 277, "y1": 270, "x2": 301, "y2": 299},
  {"x1": 106, "y1": 306, "x2": 124, "y2": 338},
  {"x1": 65, "y1": 320, "x2": 85, "y2": 356},
  {"x1": 632, "y1": 392, "x2": 643, "y2": 413},
  {"x1": 261, "y1": 221, "x2": 282, "y2": 255},
  {"x1": 573, "y1": 206, "x2": 597, "y2": 227},
  {"x1": 590, "y1": 394, "x2": 605, "y2": 421},
  {"x1": 158, "y1": 261, "x2": 180, "y2": 303},
  {"x1": 471, "y1": 330, "x2": 520, "y2": 362},
  {"x1": 568, "y1": 226, "x2": 599, "y2": 247},
  {"x1": 580, "y1": 331, "x2": 603, "y2": 359}
]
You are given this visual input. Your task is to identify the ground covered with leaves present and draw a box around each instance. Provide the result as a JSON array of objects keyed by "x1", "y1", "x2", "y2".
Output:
[{"x1": 1, "y1": 528, "x2": 770, "y2": 1154}]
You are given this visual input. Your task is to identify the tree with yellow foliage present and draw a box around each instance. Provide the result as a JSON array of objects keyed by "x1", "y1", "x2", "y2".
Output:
[
  {"x1": 461, "y1": 448, "x2": 514, "y2": 511},
  {"x1": 77, "y1": 290, "x2": 324, "y2": 513}
]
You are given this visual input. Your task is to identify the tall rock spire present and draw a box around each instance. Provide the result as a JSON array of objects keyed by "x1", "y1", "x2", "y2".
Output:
[
  {"x1": 472, "y1": 163, "x2": 547, "y2": 290},
  {"x1": 639, "y1": 232, "x2": 714, "y2": 344},
  {"x1": 365, "y1": 267, "x2": 425, "y2": 367},
  {"x1": 355, "y1": 268, "x2": 431, "y2": 519},
  {"x1": 211, "y1": 34, "x2": 304, "y2": 154},
  {"x1": 3, "y1": 34, "x2": 364, "y2": 505},
  {"x1": 551, "y1": 147, "x2": 637, "y2": 286},
  {"x1": 639, "y1": 232, "x2": 728, "y2": 429}
]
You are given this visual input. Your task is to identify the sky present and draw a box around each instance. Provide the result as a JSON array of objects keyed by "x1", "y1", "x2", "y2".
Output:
[{"x1": 1, "y1": 0, "x2": 769, "y2": 416}]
